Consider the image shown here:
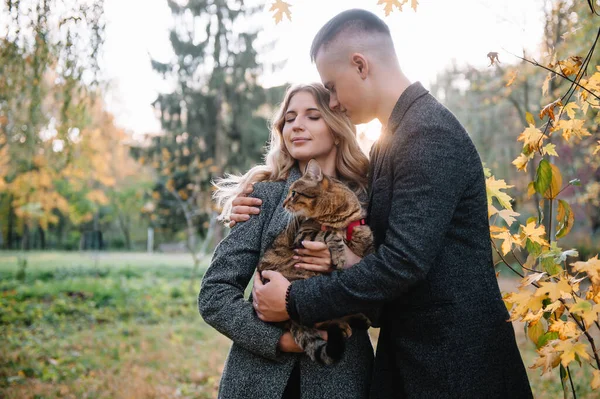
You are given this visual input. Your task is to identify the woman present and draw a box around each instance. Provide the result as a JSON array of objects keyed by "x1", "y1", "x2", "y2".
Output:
[{"x1": 198, "y1": 83, "x2": 373, "y2": 399}]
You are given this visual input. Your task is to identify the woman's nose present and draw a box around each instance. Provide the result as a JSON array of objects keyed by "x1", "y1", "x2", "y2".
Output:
[{"x1": 292, "y1": 119, "x2": 304, "y2": 131}]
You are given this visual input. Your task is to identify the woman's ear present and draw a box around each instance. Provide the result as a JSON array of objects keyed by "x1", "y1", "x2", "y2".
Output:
[{"x1": 351, "y1": 53, "x2": 369, "y2": 79}]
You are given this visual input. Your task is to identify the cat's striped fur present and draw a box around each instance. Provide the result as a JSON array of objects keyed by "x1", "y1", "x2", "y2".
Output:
[{"x1": 257, "y1": 160, "x2": 374, "y2": 365}]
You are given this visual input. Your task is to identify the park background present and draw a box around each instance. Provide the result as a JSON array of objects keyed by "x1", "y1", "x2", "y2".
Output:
[{"x1": 1, "y1": 0, "x2": 600, "y2": 398}]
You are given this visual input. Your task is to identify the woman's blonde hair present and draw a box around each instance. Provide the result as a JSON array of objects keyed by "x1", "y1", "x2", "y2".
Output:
[{"x1": 213, "y1": 83, "x2": 369, "y2": 222}]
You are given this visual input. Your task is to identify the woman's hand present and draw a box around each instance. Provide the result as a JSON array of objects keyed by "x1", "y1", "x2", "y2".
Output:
[
  {"x1": 293, "y1": 241, "x2": 334, "y2": 273},
  {"x1": 277, "y1": 330, "x2": 329, "y2": 353},
  {"x1": 278, "y1": 332, "x2": 303, "y2": 353},
  {"x1": 294, "y1": 241, "x2": 362, "y2": 272}
]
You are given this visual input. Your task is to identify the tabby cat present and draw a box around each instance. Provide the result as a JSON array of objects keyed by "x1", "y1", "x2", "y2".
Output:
[{"x1": 257, "y1": 159, "x2": 374, "y2": 365}]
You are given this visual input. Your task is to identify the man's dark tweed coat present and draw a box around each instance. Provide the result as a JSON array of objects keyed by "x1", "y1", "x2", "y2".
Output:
[
  {"x1": 287, "y1": 82, "x2": 533, "y2": 398},
  {"x1": 198, "y1": 167, "x2": 374, "y2": 399}
]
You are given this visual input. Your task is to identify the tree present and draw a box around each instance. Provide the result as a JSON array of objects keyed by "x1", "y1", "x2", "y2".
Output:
[
  {"x1": 143, "y1": 0, "x2": 285, "y2": 285},
  {"x1": 0, "y1": 0, "x2": 105, "y2": 249}
]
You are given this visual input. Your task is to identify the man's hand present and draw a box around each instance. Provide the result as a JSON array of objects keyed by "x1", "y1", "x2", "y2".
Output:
[
  {"x1": 229, "y1": 184, "x2": 262, "y2": 227},
  {"x1": 252, "y1": 271, "x2": 291, "y2": 322},
  {"x1": 293, "y1": 241, "x2": 334, "y2": 273}
]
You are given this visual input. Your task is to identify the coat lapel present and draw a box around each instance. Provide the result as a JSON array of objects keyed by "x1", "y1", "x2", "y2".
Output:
[{"x1": 367, "y1": 82, "x2": 430, "y2": 214}]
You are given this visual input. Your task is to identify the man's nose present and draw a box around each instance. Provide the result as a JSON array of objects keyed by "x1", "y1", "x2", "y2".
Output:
[{"x1": 329, "y1": 94, "x2": 340, "y2": 111}]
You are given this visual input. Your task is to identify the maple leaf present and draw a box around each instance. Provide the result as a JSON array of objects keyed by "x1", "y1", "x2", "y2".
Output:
[
  {"x1": 539, "y1": 99, "x2": 563, "y2": 121},
  {"x1": 411, "y1": 0, "x2": 419, "y2": 11},
  {"x1": 527, "y1": 320, "x2": 545, "y2": 346},
  {"x1": 487, "y1": 52, "x2": 500, "y2": 66},
  {"x1": 497, "y1": 209, "x2": 520, "y2": 226},
  {"x1": 378, "y1": 0, "x2": 404, "y2": 16},
  {"x1": 535, "y1": 277, "x2": 572, "y2": 302},
  {"x1": 512, "y1": 152, "x2": 534, "y2": 172},
  {"x1": 569, "y1": 300, "x2": 600, "y2": 328},
  {"x1": 517, "y1": 125, "x2": 546, "y2": 152},
  {"x1": 490, "y1": 226, "x2": 520, "y2": 255},
  {"x1": 554, "y1": 339, "x2": 590, "y2": 368},
  {"x1": 572, "y1": 255, "x2": 600, "y2": 286},
  {"x1": 552, "y1": 56, "x2": 583, "y2": 76},
  {"x1": 555, "y1": 119, "x2": 591, "y2": 141},
  {"x1": 505, "y1": 288, "x2": 545, "y2": 321},
  {"x1": 531, "y1": 342, "x2": 561, "y2": 374},
  {"x1": 548, "y1": 319, "x2": 580, "y2": 340},
  {"x1": 486, "y1": 176, "x2": 514, "y2": 210},
  {"x1": 542, "y1": 143, "x2": 558, "y2": 157},
  {"x1": 521, "y1": 221, "x2": 550, "y2": 247},
  {"x1": 270, "y1": 0, "x2": 291, "y2": 24},
  {"x1": 561, "y1": 102, "x2": 579, "y2": 119}
]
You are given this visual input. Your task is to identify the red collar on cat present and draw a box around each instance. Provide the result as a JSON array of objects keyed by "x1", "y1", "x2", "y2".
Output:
[{"x1": 321, "y1": 219, "x2": 367, "y2": 241}]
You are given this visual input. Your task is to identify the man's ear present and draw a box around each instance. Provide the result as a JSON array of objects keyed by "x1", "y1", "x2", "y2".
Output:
[{"x1": 351, "y1": 53, "x2": 369, "y2": 79}]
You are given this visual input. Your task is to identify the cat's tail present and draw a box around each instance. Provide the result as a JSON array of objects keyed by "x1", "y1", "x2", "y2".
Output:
[{"x1": 292, "y1": 323, "x2": 345, "y2": 366}]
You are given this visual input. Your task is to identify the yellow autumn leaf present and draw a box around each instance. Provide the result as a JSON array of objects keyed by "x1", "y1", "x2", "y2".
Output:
[
  {"x1": 531, "y1": 343, "x2": 561, "y2": 374},
  {"x1": 527, "y1": 320, "x2": 545, "y2": 346},
  {"x1": 506, "y1": 70, "x2": 518, "y2": 87},
  {"x1": 592, "y1": 370, "x2": 600, "y2": 390},
  {"x1": 539, "y1": 99, "x2": 563, "y2": 121},
  {"x1": 535, "y1": 277, "x2": 572, "y2": 302},
  {"x1": 552, "y1": 56, "x2": 583, "y2": 76},
  {"x1": 521, "y1": 221, "x2": 550, "y2": 247},
  {"x1": 593, "y1": 141, "x2": 600, "y2": 156},
  {"x1": 569, "y1": 301, "x2": 600, "y2": 328},
  {"x1": 572, "y1": 255, "x2": 600, "y2": 285},
  {"x1": 270, "y1": 0, "x2": 291, "y2": 24},
  {"x1": 497, "y1": 209, "x2": 520, "y2": 226},
  {"x1": 548, "y1": 319, "x2": 580, "y2": 340},
  {"x1": 378, "y1": 0, "x2": 404, "y2": 15},
  {"x1": 410, "y1": 0, "x2": 419, "y2": 11},
  {"x1": 490, "y1": 226, "x2": 520, "y2": 255},
  {"x1": 555, "y1": 119, "x2": 591, "y2": 141},
  {"x1": 512, "y1": 152, "x2": 534, "y2": 172},
  {"x1": 555, "y1": 340, "x2": 590, "y2": 368},
  {"x1": 561, "y1": 102, "x2": 579, "y2": 119},
  {"x1": 517, "y1": 125, "x2": 546, "y2": 152},
  {"x1": 486, "y1": 176, "x2": 514, "y2": 210},
  {"x1": 542, "y1": 143, "x2": 558, "y2": 157},
  {"x1": 504, "y1": 288, "x2": 545, "y2": 321}
]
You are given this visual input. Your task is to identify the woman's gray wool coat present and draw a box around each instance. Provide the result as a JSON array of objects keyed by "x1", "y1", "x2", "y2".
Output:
[{"x1": 198, "y1": 167, "x2": 374, "y2": 399}]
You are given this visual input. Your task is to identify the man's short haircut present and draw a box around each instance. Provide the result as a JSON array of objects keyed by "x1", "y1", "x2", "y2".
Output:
[{"x1": 310, "y1": 9, "x2": 392, "y2": 62}]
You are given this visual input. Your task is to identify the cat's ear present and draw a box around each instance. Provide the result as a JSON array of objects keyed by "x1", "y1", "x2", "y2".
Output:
[{"x1": 305, "y1": 159, "x2": 323, "y2": 182}]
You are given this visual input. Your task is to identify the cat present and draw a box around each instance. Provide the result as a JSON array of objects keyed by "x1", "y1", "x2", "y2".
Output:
[{"x1": 257, "y1": 159, "x2": 374, "y2": 365}]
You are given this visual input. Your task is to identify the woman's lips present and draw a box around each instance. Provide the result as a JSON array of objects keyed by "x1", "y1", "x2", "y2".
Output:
[{"x1": 291, "y1": 138, "x2": 310, "y2": 144}]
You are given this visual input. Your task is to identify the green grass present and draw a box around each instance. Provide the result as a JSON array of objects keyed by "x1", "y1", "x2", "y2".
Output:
[
  {"x1": 0, "y1": 251, "x2": 228, "y2": 399},
  {"x1": 0, "y1": 252, "x2": 598, "y2": 398}
]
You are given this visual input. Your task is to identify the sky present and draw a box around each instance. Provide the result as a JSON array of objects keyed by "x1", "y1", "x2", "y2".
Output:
[{"x1": 100, "y1": 0, "x2": 547, "y2": 139}]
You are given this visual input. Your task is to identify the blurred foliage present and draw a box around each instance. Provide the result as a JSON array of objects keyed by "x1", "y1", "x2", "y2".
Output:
[
  {"x1": 0, "y1": 1, "x2": 153, "y2": 251},
  {"x1": 139, "y1": 0, "x2": 285, "y2": 244}
]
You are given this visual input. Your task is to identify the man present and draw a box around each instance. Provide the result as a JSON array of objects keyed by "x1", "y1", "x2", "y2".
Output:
[{"x1": 236, "y1": 9, "x2": 532, "y2": 398}]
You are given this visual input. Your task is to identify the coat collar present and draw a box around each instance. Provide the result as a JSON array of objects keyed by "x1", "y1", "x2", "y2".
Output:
[{"x1": 384, "y1": 81, "x2": 429, "y2": 137}]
